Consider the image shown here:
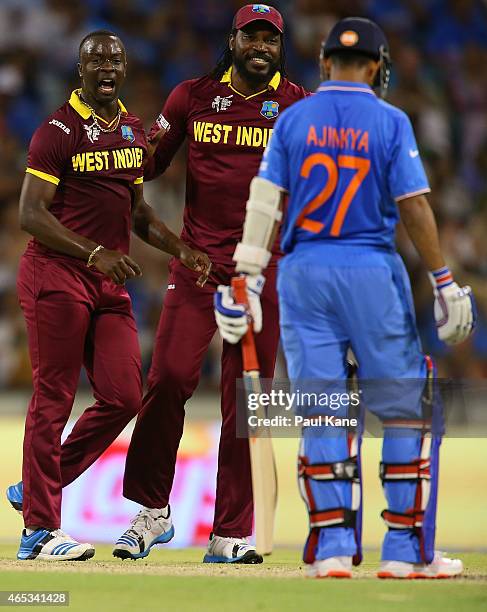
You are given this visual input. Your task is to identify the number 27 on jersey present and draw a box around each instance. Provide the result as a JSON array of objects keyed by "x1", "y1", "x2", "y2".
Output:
[{"x1": 296, "y1": 153, "x2": 370, "y2": 237}]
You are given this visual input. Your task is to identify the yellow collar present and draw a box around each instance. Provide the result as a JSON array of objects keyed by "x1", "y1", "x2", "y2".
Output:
[
  {"x1": 69, "y1": 89, "x2": 128, "y2": 121},
  {"x1": 220, "y1": 67, "x2": 281, "y2": 94}
]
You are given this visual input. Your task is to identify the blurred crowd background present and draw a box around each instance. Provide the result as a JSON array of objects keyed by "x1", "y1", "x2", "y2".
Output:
[{"x1": 1, "y1": 0, "x2": 487, "y2": 390}]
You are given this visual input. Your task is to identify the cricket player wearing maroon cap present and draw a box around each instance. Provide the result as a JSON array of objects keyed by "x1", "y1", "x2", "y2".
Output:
[
  {"x1": 6, "y1": 30, "x2": 210, "y2": 562},
  {"x1": 116, "y1": 5, "x2": 308, "y2": 563}
]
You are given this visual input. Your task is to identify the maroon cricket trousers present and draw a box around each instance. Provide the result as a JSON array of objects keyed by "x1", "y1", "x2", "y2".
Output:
[
  {"x1": 123, "y1": 259, "x2": 279, "y2": 536},
  {"x1": 17, "y1": 254, "x2": 142, "y2": 529}
]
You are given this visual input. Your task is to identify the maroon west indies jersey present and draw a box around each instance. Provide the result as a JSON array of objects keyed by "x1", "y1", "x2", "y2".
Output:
[
  {"x1": 25, "y1": 89, "x2": 147, "y2": 258},
  {"x1": 146, "y1": 68, "x2": 308, "y2": 266}
]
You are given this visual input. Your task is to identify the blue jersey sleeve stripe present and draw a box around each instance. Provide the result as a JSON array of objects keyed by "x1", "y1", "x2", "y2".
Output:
[{"x1": 395, "y1": 187, "x2": 431, "y2": 202}]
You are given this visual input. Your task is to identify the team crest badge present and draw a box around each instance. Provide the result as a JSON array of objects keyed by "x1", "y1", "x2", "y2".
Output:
[
  {"x1": 340, "y1": 30, "x2": 359, "y2": 46},
  {"x1": 252, "y1": 4, "x2": 271, "y2": 13},
  {"x1": 121, "y1": 125, "x2": 135, "y2": 143},
  {"x1": 260, "y1": 100, "x2": 279, "y2": 120}
]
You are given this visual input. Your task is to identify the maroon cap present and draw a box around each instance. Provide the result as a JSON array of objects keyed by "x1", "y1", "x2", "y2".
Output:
[{"x1": 233, "y1": 4, "x2": 284, "y2": 34}]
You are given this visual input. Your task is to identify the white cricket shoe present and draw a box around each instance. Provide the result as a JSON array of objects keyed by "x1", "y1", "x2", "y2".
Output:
[
  {"x1": 306, "y1": 556, "x2": 353, "y2": 578},
  {"x1": 378, "y1": 551, "x2": 463, "y2": 579},
  {"x1": 203, "y1": 533, "x2": 263, "y2": 564},
  {"x1": 17, "y1": 528, "x2": 94, "y2": 561},
  {"x1": 113, "y1": 506, "x2": 174, "y2": 560}
]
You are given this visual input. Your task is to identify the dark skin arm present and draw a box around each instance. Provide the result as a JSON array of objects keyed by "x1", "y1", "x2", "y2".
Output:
[
  {"x1": 397, "y1": 194, "x2": 445, "y2": 271},
  {"x1": 131, "y1": 183, "x2": 212, "y2": 287},
  {"x1": 19, "y1": 173, "x2": 141, "y2": 285},
  {"x1": 146, "y1": 124, "x2": 168, "y2": 158}
]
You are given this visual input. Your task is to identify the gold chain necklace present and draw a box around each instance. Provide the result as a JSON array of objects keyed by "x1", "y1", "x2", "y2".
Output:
[{"x1": 80, "y1": 94, "x2": 121, "y2": 133}]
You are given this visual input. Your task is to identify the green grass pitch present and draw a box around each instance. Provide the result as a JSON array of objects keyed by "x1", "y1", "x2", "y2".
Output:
[{"x1": 1, "y1": 545, "x2": 486, "y2": 611}]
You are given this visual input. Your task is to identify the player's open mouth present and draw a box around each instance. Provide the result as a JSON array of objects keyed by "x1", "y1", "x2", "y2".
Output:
[
  {"x1": 98, "y1": 79, "x2": 115, "y2": 94},
  {"x1": 248, "y1": 57, "x2": 270, "y2": 70}
]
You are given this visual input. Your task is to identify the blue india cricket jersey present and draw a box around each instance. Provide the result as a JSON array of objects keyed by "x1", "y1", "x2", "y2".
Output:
[{"x1": 258, "y1": 80, "x2": 430, "y2": 252}]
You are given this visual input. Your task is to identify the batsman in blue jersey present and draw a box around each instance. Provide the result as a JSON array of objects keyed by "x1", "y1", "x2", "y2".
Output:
[{"x1": 214, "y1": 17, "x2": 476, "y2": 578}]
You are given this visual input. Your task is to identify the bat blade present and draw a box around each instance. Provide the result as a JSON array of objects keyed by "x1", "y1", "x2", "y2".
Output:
[
  {"x1": 244, "y1": 370, "x2": 278, "y2": 556},
  {"x1": 232, "y1": 276, "x2": 277, "y2": 556}
]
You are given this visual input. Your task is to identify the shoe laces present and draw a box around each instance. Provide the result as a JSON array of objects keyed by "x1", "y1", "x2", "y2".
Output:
[
  {"x1": 127, "y1": 509, "x2": 154, "y2": 536},
  {"x1": 50, "y1": 529, "x2": 72, "y2": 540},
  {"x1": 215, "y1": 535, "x2": 249, "y2": 548}
]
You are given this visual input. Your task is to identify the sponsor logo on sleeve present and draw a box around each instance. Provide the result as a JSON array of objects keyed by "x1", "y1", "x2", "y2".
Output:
[
  {"x1": 49, "y1": 118, "x2": 70, "y2": 134},
  {"x1": 156, "y1": 113, "x2": 170, "y2": 130},
  {"x1": 121, "y1": 125, "x2": 135, "y2": 143},
  {"x1": 260, "y1": 100, "x2": 279, "y2": 119},
  {"x1": 212, "y1": 95, "x2": 233, "y2": 112}
]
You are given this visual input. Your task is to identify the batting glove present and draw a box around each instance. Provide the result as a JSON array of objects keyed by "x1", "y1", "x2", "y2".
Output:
[
  {"x1": 245, "y1": 274, "x2": 265, "y2": 333},
  {"x1": 214, "y1": 275, "x2": 265, "y2": 344},
  {"x1": 429, "y1": 267, "x2": 477, "y2": 345},
  {"x1": 214, "y1": 286, "x2": 248, "y2": 344}
]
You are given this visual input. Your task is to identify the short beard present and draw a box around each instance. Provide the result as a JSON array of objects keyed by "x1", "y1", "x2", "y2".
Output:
[{"x1": 232, "y1": 50, "x2": 280, "y2": 87}]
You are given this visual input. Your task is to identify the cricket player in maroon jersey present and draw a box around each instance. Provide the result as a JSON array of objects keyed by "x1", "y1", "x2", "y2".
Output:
[
  {"x1": 6, "y1": 31, "x2": 210, "y2": 562},
  {"x1": 116, "y1": 5, "x2": 307, "y2": 564}
]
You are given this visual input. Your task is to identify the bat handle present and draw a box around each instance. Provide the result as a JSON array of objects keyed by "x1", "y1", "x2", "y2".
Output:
[
  {"x1": 231, "y1": 275, "x2": 249, "y2": 306},
  {"x1": 231, "y1": 276, "x2": 259, "y2": 372}
]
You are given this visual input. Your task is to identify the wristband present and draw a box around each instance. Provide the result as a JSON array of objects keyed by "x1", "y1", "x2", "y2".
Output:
[
  {"x1": 87, "y1": 245, "x2": 104, "y2": 268},
  {"x1": 430, "y1": 266, "x2": 453, "y2": 289}
]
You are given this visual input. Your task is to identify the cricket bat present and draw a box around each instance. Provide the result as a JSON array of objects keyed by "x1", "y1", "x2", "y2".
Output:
[{"x1": 232, "y1": 276, "x2": 278, "y2": 556}]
